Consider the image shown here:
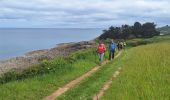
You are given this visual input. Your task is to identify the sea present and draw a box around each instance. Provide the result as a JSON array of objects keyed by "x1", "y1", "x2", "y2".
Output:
[{"x1": 0, "y1": 28, "x2": 103, "y2": 59}]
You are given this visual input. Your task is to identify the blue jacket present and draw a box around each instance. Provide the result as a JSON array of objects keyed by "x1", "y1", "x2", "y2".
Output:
[{"x1": 109, "y1": 43, "x2": 116, "y2": 51}]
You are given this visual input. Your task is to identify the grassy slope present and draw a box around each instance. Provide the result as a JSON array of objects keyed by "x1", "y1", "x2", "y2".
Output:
[
  {"x1": 0, "y1": 49, "x2": 106, "y2": 100},
  {"x1": 102, "y1": 42, "x2": 170, "y2": 100}
]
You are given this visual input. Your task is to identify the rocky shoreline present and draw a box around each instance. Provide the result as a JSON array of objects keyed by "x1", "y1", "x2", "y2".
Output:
[{"x1": 0, "y1": 40, "x2": 96, "y2": 75}]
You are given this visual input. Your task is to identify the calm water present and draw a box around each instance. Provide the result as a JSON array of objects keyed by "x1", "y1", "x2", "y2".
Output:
[{"x1": 0, "y1": 28, "x2": 103, "y2": 59}]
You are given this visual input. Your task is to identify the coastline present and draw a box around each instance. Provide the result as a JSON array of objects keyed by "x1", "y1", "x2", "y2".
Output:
[{"x1": 0, "y1": 40, "x2": 97, "y2": 75}]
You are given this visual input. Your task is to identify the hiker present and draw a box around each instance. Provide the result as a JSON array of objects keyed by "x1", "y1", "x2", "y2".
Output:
[
  {"x1": 123, "y1": 41, "x2": 126, "y2": 49},
  {"x1": 117, "y1": 41, "x2": 123, "y2": 50},
  {"x1": 117, "y1": 41, "x2": 119, "y2": 50},
  {"x1": 96, "y1": 41, "x2": 106, "y2": 65},
  {"x1": 117, "y1": 41, "x2": 121, "y2": 51},
  {"x1": 109, "y1": 39, "x2": 117, "y2": 60},
  {"x1": 120, "y1": 42, "x2": 124, "y2": 50}
]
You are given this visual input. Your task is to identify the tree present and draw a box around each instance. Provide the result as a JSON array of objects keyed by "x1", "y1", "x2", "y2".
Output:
[
  {"x1": 121, "y1": 25, "x2": 133, "y2": 40},
  {"x1": 98, "y1": 22, "x2": 160, "y2": 40},
  {"x1": 142, "y1": 22, "x2": 159, "y2": 38},
  {"x1": 133, "y1": 22, "x2": 142, "y2": 37}
]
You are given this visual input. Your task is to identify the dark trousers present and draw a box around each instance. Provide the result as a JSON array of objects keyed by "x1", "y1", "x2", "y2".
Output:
[{"x1": 109, "y1": 50, "x2": 115, "y2": 60}]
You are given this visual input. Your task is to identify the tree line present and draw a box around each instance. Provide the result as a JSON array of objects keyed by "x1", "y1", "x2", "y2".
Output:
[{"x1": 99, "y1": 22, "x2": 160, "y2": 40}]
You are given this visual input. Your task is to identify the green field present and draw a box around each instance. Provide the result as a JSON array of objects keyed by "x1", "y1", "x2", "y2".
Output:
[
  {"x1": 102, "y1": 42, "x2": 170, "y2": 100},
  {"x1": 0, "y1": 35, "x2": 170, "y2": 100}
]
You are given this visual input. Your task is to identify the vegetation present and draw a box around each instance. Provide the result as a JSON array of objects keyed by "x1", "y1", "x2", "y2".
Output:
[
  {"x1": 99, "y1": 22, "x2": 160, "y2": 40},
  {"x1": 102, "y1": 42, "x2": 170, "y2": 100},
  {"x1": 126, "y1": 35, "x2": 170, "y2": 47},
  {"x1": 0, "y1": 48, "x2": 106, "y2": 100}
]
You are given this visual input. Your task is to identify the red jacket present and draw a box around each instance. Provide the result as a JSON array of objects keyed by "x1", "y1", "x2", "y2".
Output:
[{"x1": 97, "y1": 43, "x2": 106, "y2": 53}]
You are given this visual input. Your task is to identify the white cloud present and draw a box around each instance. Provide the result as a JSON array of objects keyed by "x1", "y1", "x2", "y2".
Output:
[{"x1": 0, "y1": 0, "x2": 170, "y2": 28}]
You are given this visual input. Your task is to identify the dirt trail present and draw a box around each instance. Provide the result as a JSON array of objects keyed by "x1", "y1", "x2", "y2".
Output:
[
  {"x1": 43, "y1": 51, "x2": 122, "y2": 100},
  {"x1": 93, "y1": 67, "x2": 122, "y2": 100}
]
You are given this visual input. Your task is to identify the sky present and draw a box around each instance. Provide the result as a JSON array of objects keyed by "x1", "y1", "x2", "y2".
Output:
[{"x1": 0, "y1": 0, "x2": 170, "y2": 28}]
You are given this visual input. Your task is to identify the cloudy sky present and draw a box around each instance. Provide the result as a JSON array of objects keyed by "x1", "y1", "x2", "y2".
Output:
[{"x1": 0, "y1": 0, "x2": 169, "y2": 28}]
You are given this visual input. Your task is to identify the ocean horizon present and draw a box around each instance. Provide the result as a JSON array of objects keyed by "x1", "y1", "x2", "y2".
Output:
[{"x1": 0, "y1": 28, "x2": 103, "y2": 59}]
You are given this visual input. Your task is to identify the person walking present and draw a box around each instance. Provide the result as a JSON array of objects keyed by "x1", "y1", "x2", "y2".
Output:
[
  {"x1": 120, "y1": 42, "x2": 124, "y2": 50},
  {"x1": 117, "y1": 41, "x2": 120, "y2": 51},
  {"x1": 123, "y1": 41, "x2": 126, "y2": 49},
  {"x1": 96, "y1": 41, "x2": 106, "y2": 65},
  {"x1": 117, "y1": 41, "x2": 123, "y2": 50},
  {"x1": 109, "y1": 40, "x2": 117, "y2": 60}
]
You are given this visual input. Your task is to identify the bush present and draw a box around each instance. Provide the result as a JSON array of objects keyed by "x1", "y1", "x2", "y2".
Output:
[{"x1": 127, "y1": 39, "x2": 152, "y2": 47}]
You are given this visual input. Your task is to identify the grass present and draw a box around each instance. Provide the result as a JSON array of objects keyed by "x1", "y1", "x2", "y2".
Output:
[
  {"x1": 0, "y1": 48, "x2": 106, "y2": 100},
  {"x1": 57, "y1": 50, "x2": 126, "y2": 100},
  {"x1": 102, "y1": 42, "x2": 170, "y2": 100}
]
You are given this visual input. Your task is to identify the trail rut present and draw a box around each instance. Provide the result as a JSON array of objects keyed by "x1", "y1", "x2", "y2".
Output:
[{"x1": 93, "y1": 67, "x2": 122, "y2": 100}]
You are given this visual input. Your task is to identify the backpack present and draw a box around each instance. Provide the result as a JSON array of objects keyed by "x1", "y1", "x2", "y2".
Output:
[
  {"x1": 97, "y1": 44, "x2": 106, "y2": 53},
  {"x1": 109, "y1": 43, "x2": 116, "y2": 51}
]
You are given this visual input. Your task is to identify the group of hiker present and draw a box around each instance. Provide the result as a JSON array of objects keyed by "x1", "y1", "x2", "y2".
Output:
[{"x1": 96, "y1": 39, "x2": 126, "y2": 65}]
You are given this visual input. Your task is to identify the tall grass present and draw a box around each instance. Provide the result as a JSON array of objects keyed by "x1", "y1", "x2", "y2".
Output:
[{"x1": 102, "y1": 42, "x2": 170, "y2": 100}]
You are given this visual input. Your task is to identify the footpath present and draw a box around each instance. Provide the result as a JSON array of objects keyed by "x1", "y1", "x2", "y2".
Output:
[{"x1": 43, "y1": 51, "x2": 122, "y2": 100}]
